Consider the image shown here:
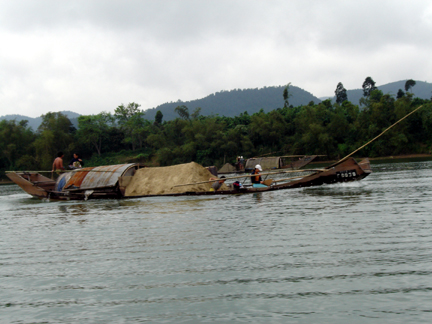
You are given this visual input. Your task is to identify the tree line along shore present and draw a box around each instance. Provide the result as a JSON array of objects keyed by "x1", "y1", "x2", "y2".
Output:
[{"x1": 1, "y1": 80, "x2": 432, "y2": 180}]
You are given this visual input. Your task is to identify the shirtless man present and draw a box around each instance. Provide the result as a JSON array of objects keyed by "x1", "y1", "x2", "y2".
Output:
[{"x1": 52, "y1": 152, "x2": 65, "y2": 172}]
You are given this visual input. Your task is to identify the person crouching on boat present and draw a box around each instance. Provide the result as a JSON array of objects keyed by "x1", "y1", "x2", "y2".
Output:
[
  {"x1": 251, "y1": 164, "x2": 267, "y2": 188},
  {"x1": 209, "y1": 176, "x2": 226, "y2": 191}
]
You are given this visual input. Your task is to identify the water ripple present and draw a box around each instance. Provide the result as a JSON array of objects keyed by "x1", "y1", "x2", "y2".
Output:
[{"x1": 1, "y1": 161, "x2": 432, "y2": 323}]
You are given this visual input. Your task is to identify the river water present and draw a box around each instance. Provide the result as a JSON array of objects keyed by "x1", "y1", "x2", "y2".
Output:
[{"x1": 1, "y1": 160, "x2": 432, "y2": 323}]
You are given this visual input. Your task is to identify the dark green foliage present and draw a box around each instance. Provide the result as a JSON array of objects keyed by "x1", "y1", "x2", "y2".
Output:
[
  {"x1": 332, "y1": 80, "x2": 432, "y2": 107},
  {"x1": 114, "y1": 102, "x2": 148, "y2": 151},
  {"x1": 155, "y1": 110, "x2": 163, "y2": 125},
  {"x1": 0, "y1": 111, "x2": 80, "y2": 131},
  {"x1": 174, "y1": 105, "x2": 190, "y2": 120},
  {"x1": 76, "y1": 112, "x2": 115, "y2": 156},
  {"x1": 405, "y1": 79, "x2": 416, "y2": 92},
  {"x1": 283, "y1": 83, "x2": 292, "y2": 108},
  {"x1": 335, "y1": 82, "x2": 348, "y2": 104},
  {"x1": 34, "y1": 112, "x2": 75, "y2": 169},
  {"x1": 0, "y1": 119, "x2": 35, "y2": 170},
  {"x1": 362, "y1": 76, "x2": 377, "y2": 97}
]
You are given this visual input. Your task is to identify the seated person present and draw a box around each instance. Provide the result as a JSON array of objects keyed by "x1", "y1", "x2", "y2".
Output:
[
  {"x1": 69, "y1": 153, "x2": 84, "y2": 169},
  {"x1": 209, "y1": 176, "x2": 226, "y2": 191},
  {"x1": 251, "y1": 164, "x2": 268, "y2": 188}
]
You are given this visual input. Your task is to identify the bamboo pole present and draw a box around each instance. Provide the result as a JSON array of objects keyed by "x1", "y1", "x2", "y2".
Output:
[
  {"x1": 335, "y1": 104, "x2": 424, "y2": 164},
  {"x1": 5, "y1": 169, "x2": 122, "y2": 173}
]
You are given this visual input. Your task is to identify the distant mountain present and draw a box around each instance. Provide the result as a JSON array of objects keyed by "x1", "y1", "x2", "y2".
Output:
[
  {"x1": 0, "y1": 111, "x2": 80, "y2": 131},
  {"x1": 1, "y1": 81, "x2": 431, "y2": 129},
  {"x1": 143, "y1": 85, "x2": 321, "y2": 122},
  {"x1": 333, "y1": 80, "x2": 432, "y2": 105}
]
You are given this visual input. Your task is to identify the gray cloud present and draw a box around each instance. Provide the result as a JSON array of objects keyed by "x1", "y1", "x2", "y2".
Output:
[{"x1": 0, "y1": 0, "x2": 431, "y2": 117}]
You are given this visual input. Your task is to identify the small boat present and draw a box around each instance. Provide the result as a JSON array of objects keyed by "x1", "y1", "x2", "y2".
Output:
[{"x1": 6, "y1": 157, "x2": 371, "y2": 200}]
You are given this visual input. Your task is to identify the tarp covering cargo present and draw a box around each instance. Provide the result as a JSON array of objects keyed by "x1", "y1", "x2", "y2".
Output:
[
  {"x1": 62, "y1": 168, "x2": 93, "y2": 190},
  {"x1": 61, "y1": 164, "x2": 137, "y2": 190}
]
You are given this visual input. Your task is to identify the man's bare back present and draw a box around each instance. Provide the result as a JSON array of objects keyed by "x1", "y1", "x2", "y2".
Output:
[{"x1": 52, "y1": 155, "x2": 65, "y2": 171}]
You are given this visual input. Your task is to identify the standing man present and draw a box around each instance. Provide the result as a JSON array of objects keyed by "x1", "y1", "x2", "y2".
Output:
[
  {"x1": 52, "y1": 152, "x2": 65, "y2": 172},
  {"x1": 239, "y1": 156, "x2": 245, "y2": 170}
]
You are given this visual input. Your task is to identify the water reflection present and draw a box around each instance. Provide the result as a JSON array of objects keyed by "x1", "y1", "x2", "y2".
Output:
[
  {"x1": 252, "y1": 192, "x2": 264, "y2": 202},
  {"x1": 58, "y1": 205, "x2": 68, "y2": 213},
  {"x1": 57, "y1": 204, "x2": 91, "y2": 217}
]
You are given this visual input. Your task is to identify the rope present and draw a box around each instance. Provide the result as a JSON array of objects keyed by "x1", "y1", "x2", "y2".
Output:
[{"x1": 335, "y1": 104, "x2": 424, "y2": 164}]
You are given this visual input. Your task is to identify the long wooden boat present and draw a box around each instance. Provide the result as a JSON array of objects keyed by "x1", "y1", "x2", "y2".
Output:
[{"x1": 6, "y1": 157, "x2": 371, "y2": 200}]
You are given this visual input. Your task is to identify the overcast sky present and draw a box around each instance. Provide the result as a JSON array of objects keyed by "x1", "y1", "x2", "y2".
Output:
[{"x1": 1, "y1": 0, "x2": 431, "y2": 118}]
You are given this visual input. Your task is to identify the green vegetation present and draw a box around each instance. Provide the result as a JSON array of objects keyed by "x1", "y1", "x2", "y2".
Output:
[{"x1": 1, "y1": 78, "x2": 432, "y2": 179}]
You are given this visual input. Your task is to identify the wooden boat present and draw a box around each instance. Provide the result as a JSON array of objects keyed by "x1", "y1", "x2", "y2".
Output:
[
  {"x1": 6, "y1": 157, "x2": 371, "y2": 200},
  {"x1": 167, "y1": 157, "x2": 371, "y2": 197}
]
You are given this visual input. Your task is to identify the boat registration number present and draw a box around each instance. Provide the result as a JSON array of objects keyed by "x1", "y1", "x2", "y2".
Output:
[{"x1": 336, "y1": 169, "x2": 357, "y2": 179}]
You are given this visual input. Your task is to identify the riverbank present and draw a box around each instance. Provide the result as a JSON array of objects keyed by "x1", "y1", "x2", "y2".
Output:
[{"x1": 368, "y1": 153, "x2": 432, "y2": 160}]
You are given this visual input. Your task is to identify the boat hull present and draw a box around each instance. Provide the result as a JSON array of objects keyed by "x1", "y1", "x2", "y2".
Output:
[{"x1": 6, "y1": 172, "x2": 55, "y2": 198}]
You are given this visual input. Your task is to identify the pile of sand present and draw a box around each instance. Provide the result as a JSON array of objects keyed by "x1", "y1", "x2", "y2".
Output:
[
  {"x1": 125, "y1": 162, "x2": 229, "y2": 196},
  {"x1": 218, "y1": 163, "x2": 236, "y2": 173}
]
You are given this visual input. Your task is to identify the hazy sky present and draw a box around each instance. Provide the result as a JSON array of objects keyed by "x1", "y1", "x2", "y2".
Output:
[{"x1": 1, "y1": 0, "x2": 431, "y2": 117}]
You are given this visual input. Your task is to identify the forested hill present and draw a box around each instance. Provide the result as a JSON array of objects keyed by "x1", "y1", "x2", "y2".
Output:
[
  {"x1": 0, "y1": 111, "x2": 80, "y2": 131},
  {"x1": 341, "y1": 80, "x2": 432, "y2": 105},
  {"x1": 143, "y1": 85, "x2": 320, "y2": 121},
  {"x1": 2, "y1": 81, "x2": 431, "y2": 129}
]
